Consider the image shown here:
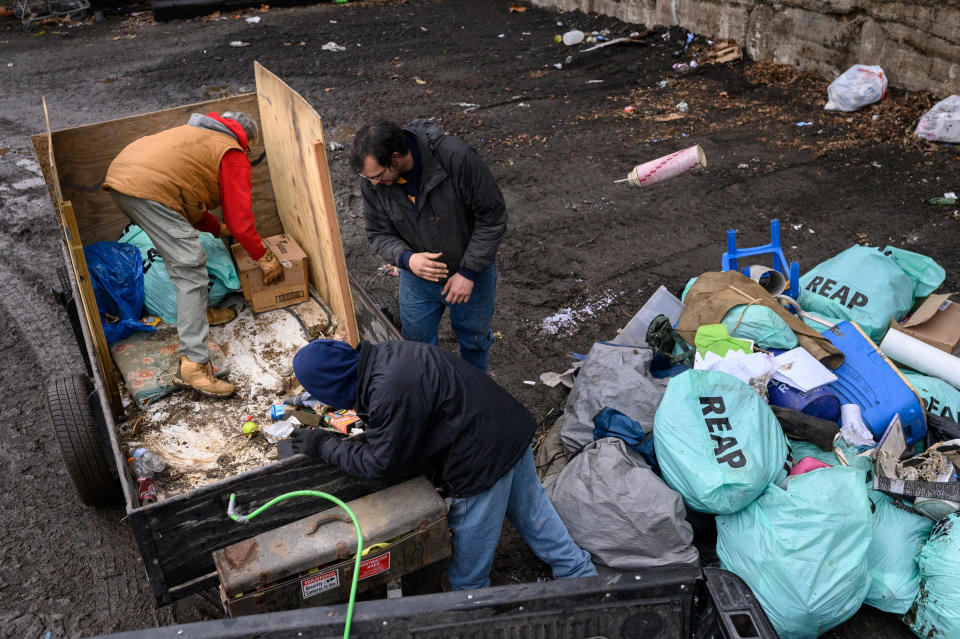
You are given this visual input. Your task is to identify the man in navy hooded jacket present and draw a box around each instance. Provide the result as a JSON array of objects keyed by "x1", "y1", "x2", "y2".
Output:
[{"x1": 290, "y1": 339, "x2": 596, "y2": 590}]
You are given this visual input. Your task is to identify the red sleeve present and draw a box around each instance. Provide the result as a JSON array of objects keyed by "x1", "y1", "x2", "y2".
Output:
[
  {"x1": 220, "y1": 149, "x2": 267, "y2": 261},
  {"x1": 194, "y1": 211, "x2": 221, "y2": 236}
]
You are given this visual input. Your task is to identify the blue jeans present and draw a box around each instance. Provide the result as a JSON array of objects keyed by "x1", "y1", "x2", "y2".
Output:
[
  {"x1": 447, "y1": 449, "x2": 597, "y2": 590},
  {"x1": 398, "y1": 263, "x2": 496, "y2": 372}
]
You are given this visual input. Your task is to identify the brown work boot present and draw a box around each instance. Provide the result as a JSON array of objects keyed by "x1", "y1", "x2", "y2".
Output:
[
  {"x1": 206, "y1": 306, "x2": 238, "y2": 326},
  {"x1": 174, "y1": 356, "x2": 236, "y2": 398}
]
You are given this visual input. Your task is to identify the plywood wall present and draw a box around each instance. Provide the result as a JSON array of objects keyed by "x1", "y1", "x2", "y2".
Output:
[{"x1": 255, "y1": 62, "x2": 358, "y2": 345}]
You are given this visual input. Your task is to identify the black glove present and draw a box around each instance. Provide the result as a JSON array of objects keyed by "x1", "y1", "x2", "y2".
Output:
[{"x1": 290, "y1": 428, "x2": 334, "y2": 458}]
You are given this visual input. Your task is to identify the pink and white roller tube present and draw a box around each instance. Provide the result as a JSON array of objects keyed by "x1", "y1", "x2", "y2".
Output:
[{"x1": 617, "y1": 144, "x2": 707, "y2": 187}]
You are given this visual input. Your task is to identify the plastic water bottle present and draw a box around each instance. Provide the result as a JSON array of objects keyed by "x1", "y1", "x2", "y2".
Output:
[{"x1": 128, "y1": 447, "x2": 166, "y2": 478}]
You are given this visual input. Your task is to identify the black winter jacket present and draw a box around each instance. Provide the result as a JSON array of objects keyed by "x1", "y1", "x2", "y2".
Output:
[
  {"x1": 361, "y1": 119, "x2": 507, "y2": 278},
  {"x1": 319, "y1": 341, "x2": 535, "y2": 497}
]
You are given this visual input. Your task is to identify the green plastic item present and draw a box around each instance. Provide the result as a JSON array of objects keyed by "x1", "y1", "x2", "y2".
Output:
[
  {"x1": 903, "y1": 371, "x2": 960, "y2": 422},
  {"x1": 694, "y1": 323, "x2": 753, "y2": 358},
  {"x1": 798, "y1": 245, "x2": 945, "y2": 343},
  {"x1": 717, "y1": 466, "x2": 873, "y2": 639},
  {"x1": 865, "y1": 491, "x2": 932, "y2": 614},
  {"x1": 908, "y1": 513, "x2": 960, "y2": 639},
  {"x1": 654, "y1": 369, "x2": 789, "y2": 514}
]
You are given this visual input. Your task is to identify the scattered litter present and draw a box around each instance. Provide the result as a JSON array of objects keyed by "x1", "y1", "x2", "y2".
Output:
[
  {"x1": 498, "y1": 34, "x2": 504, "y2": 38},
  {"x1": 413, "y1": 76, "x2": 426, "y2": 85},
  {"x1": 652, "y1": 113, "x2": 685, "y2": 122},
  {"x1": 553, "y1": 63, "x2": 563, "y2": 70},
  {"x1": 327, "y1": 141, "x2": 344, "y2": 152},
  {"x1": 796, "y1": 121, "x2": 813, "y2": 126},
  {"x1": 523, "y1": 380, "x2": 536, "y2": 386},
  {"x1": 377, "y1": 264, "x2": 399, "y2": 277},
  {"x1": 508, "y1": 2, "x2": 527, "y2": 12},
  {"x1": 229, "y1": 41, "x2": 251, "y2": 47},
  {"x1": 623, "y1": 106, "x2": 635, "y2": 113},
  {"x1": 616, "y1": 145, "x2": 706, "y2": 187},
  {"x1": 825, "y1": 64, "x2": 887, "y2": 112},
  {"x1": 562, "y1": 29, "x2": 584, "y2": 46},
  {"x1": 452, "y1": 102, "x2": 479, "y2": 112},
  {"x1": 871, "y1": 161, "x2": 882, "y2": 168},
  {"x1": 657, "y1": 79, "x2": 669, "y2": 88},
  {"x1": 930, "y1": 192, "x2": 958, "y2": 205},
  {"x1": 321, "y1": 41, "x2": 346, "y2": 52},
  {"x1": 517, "y1": 103, "x2": 530, "y2": 107},
  {"x1": 792, "y1": 223, "x2": 803, "y2": 230},
  {"x1": 738, "y1": 163, "x2": 749, "y2": 169},
  {"x1": 585, "y1": 79, "x2": 604, "y2": 84},
  {"x1": 676, "y1": 101, "x2": 689, "y2": 113},
  {"x1": 244, "y1": 16, "x2": 260, "y2": 23}
]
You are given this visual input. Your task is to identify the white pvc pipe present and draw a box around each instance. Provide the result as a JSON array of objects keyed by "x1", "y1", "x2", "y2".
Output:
[{"x1": 880, "y1": 327, "x2": 960, "y2": 391}]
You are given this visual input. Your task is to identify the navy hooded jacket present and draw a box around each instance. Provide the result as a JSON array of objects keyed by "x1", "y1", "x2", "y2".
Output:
[{"x1": 319, "y1": 340, "x2": 535, "y2": 497}]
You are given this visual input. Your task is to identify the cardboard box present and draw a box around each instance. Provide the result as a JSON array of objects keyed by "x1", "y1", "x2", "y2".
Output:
[
  {"x1": 232, "y1": 234, "x2": 309, "y2": 313},
  {"x1": 896, "y1": 293, "x2": 960, "y2": 354}
]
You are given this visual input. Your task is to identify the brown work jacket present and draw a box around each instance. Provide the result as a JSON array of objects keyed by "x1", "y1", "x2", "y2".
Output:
[{"x1": 104, "y1": 125, "x2": 241, "y2": 224}]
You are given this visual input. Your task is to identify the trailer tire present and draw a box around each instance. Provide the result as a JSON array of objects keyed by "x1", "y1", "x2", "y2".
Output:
[{"x1": 46, "y1": 374, "x2": 121, "y2": 507}]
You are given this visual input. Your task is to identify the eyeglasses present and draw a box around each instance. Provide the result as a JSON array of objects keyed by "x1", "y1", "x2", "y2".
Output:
[{"x1": 358, "y1": 165, "x2": 387, "y2": 185}]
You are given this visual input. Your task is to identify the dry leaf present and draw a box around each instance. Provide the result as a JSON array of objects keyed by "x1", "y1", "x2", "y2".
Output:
[{"x1": 508, "y1": 3, "x2": 527, "y2": 12}]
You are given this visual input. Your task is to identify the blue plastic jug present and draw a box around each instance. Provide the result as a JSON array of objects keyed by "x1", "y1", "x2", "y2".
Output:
[{"x1": 767, "y1": 381, "x2": 841, "y2": 422}]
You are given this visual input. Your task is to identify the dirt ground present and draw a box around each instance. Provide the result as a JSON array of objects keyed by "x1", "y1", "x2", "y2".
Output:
[{"x1": 2, "y1": 0, "x2": 958, "y2": 636}]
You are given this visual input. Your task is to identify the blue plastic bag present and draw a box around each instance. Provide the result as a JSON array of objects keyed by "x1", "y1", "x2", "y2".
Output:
[
  {"x1": 865, "y1": 490, "x2": 932, "y2": 614},
  {"x1": 119, "y1": 224, "x2": 242, "y2": 324},
  {"x1": 593, "y1": 407, "x2": 658, "y2": 473},
  {"x1": 83, "y1": 242, "x2": 155, "y2": 343},
  {"x1": 717, "y1": 466, "x2": 873, "y2": 639},
  {"x1": 799, "y1": 245, "x2": 944, "y2": 343},
  {"x1": 908, "y1": 513, "x2": 960, "y2": 639},
  {"x1": 653, "y1": 369, "x2": 789, "y2": 514}
]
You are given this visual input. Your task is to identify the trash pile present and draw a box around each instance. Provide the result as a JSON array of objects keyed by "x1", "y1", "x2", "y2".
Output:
[{"x1": 540, "y1": 219, "x2": 960, "y2": 639}]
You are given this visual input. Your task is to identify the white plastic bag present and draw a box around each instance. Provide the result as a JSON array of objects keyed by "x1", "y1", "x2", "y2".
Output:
[
  {"x1": 915, "y1": 95, "x2": 960, "y2": 143},
  {"x1": 825, "y1": 65, "x2": 887, "y2": 112}
]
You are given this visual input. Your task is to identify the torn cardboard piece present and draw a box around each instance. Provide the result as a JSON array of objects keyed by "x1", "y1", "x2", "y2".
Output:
[{"x1": 894, "y1": 293, "x2": 960, "y2": 354}]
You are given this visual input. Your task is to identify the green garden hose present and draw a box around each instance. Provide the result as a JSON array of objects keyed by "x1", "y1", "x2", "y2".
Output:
[{"x1": 227, "y1": 490, "x2": 363, "y2": 639}]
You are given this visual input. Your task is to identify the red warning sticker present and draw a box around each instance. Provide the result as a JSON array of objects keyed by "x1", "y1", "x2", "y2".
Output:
[
  {"x1": 301, "y1": 569, "x2": 340, "y2": 599},
  {"x1": 358, "y1": 552, "x2": 391, "y2": 580}
]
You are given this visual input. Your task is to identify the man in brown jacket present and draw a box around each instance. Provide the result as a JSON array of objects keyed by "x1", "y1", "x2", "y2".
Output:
[{"x1": 104, "y1": 111, "x2": 282, "y2": 398}]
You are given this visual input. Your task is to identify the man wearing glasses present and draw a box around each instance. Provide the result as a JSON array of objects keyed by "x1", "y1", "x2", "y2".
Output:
[{"x1": 351, "y1": 120, "x2": 506, "y2": 372}]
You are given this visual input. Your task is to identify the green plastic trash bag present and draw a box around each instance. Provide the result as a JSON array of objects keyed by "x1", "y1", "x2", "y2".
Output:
[
  {"x1": 903, "y1": 371, "x2": 960, "y2": 423},
  {"x1": 654, "y1": 369, "x2": 789, "y2": 514},
  {"x1": 119, "y1": 224, "x2": 242, "y2": 324},
  {"x1": 717, "y1": 466, "x2": 873, "y2": 639},
  {"x1": 865, "y1": 491, "x2": 932, "y2": 614},
  {"x1": 907, "y1": 513, "x2": 960, "y2": 639},
  {"x1": 694, "y1": 324, "x2": 753, "y2": 358},
  {"x1": 799, "y1": 245, "x2": 945, "y2": 343},
  {"x1": 722, "y1": 304, "x2": 798, "y2": 350}
]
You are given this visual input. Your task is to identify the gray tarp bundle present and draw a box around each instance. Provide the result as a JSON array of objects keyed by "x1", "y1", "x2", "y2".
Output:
[
  {"x1": 559, "y1": 342, "x2": 667, "y2": 452},
  {"x1": 547, "y1": 437, "x2": 699, "y2": 570}
]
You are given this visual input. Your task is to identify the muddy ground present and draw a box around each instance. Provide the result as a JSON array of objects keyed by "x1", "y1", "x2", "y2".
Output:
[{"x1": 2, "y1": 0, "x2": 958, "y2": 636}]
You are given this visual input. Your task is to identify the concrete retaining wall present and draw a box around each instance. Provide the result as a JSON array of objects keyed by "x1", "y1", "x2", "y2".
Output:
[{"x1": 531, "y1": 0, "x2": 960, "y2": 97}]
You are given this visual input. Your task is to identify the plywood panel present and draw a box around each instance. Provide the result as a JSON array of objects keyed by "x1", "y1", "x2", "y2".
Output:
[
  {"x1": 62, "y1": 200, "x2": 125, "y2": 417},
  {"x1": 46, "y1": 93, "x2": 282, "y2": 244},
  {"x1": 254, "y1": 62, "x2": 359, "y2": 345}
]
